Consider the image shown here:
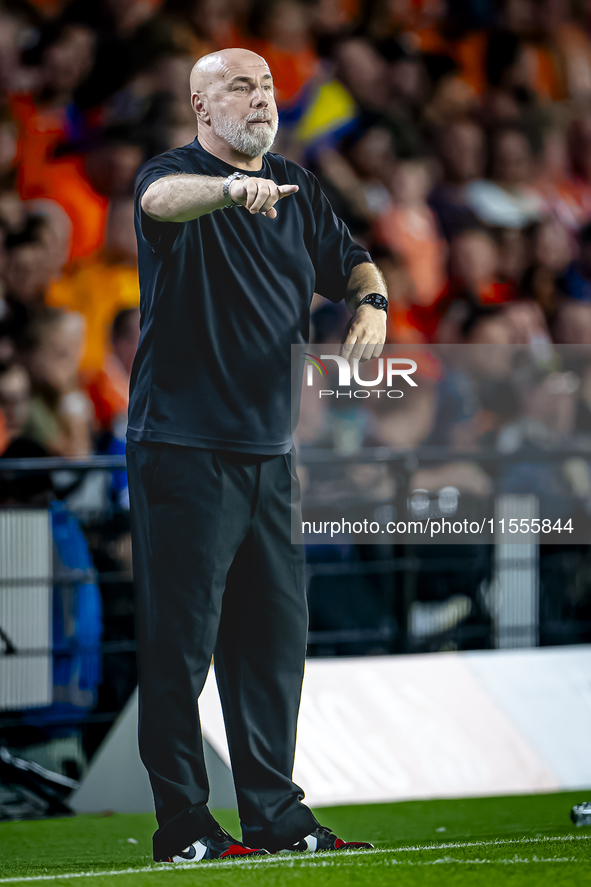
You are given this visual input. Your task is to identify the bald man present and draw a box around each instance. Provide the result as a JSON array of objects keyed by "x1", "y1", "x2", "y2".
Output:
[{"x1": 126, "y1": 48, "x2": 386, "y2": 864}]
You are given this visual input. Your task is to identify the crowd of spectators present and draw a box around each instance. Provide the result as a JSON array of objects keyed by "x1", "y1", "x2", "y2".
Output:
[{"x1": 3, "y1": 0, "x2": 591, "y2": 462}]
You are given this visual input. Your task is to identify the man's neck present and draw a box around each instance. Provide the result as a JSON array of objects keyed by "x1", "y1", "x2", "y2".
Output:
[{"x1": 196, "y1": 132, "x2": 263, "y2": 172}]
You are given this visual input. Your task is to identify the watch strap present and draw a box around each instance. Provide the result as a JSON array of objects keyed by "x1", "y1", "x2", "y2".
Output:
[
  {"x1": 222, "y1": 172, "x2": 247, "y2": 207},
  {"x1": 358, "y1": 292, "x2": 388, "y2": 314}
]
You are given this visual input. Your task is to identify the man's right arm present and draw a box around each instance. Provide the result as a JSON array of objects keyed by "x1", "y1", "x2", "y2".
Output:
[{"x1": 141, "y1": 175, "x2": 298, "y2": 222}]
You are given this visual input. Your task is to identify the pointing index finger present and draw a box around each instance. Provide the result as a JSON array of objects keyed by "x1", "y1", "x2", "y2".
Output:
[
  {"x1": 277, "y1": 184, "x2": 299, "y2": 198},
  {"x1": 260, "y1": 184, "x2": 298, "y2": 220}
]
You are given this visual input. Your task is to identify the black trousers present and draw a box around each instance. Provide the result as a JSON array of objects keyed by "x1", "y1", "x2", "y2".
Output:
[{"x1": 126, "y1": 441, "x2": 318, "y2": 860}]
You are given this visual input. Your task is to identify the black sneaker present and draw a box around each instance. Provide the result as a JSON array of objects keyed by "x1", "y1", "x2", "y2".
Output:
[
  {"x1": 287, "y1": 825, "x2": 374, "y2": 853},
  {"x1": 163, "y1": 825, "x2": 270, "y2": 864}
]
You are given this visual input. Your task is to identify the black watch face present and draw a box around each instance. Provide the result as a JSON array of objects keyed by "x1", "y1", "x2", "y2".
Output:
[{"x1": 362, "y1": 294, "x2": 387, "y2": 312}]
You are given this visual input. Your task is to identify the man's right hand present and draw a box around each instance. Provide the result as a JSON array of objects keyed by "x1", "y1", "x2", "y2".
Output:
[{"x1": 229, "y1": 178, "x2": 299, "y2": 218}]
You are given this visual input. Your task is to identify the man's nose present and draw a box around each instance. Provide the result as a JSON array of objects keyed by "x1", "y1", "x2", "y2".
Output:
[{"x1": 252, "y1": 87, "x2": 269, "y2": 107}]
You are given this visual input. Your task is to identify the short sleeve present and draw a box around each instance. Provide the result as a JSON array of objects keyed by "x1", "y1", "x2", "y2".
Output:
[
  {"x1": 134, "y1": 153, "x2": 188, "y2": 247},
  {"x1": 307, "y1": 172, "x2": 372, "y2": 303}
]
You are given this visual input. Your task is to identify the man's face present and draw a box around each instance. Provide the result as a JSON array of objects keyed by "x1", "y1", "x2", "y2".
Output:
[{"x1": 193, "y1": 54, "x2": 279, "y2": 159}]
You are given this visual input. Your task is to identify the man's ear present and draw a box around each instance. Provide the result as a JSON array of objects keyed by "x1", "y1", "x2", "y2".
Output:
[{"x1": 192, "y1": 92, "x2": 210, "y2": 124}]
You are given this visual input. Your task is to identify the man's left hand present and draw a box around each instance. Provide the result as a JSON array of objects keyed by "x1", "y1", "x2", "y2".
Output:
[{"x1": 341, "y1": 304, "x2": 387, "y2": 364}]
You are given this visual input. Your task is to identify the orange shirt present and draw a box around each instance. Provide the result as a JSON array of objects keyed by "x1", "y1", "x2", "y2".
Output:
[
  {"x1": 406, "y1": 279, "x2": 514, "y2": 341},
  {"x1": 86, "y1": 356, "x2": 129, "y2": 430},
  {"x1": 374, "y1": 206, "x2": 447, "y2": 308},
  {"x1": 452, "y1": 32, "x2": 563, "y2": 100},
  {"x1": 522, "y1": 43, "x2": 564, "y2": 102},
  {"x1": 386, "y1": 303, "x2": 428, "y2": 344},
  {"x1": 10, "y1": 95, "x2": 109, "y2": 260},
  {"x1": 47, "y1": 257, "x2": 140, "y2": 375},
  {"x1": 552, "y1": 22, "x2": 591, "y2": 100},
  {"x1": 245, "y1": 39, "x2": 320, "y2": 105},
  {"x1": 453, "y1": 31, "x2": 489, "y2": 95}
]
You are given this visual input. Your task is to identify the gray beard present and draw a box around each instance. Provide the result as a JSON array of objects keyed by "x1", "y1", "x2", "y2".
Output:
[{"x1": 212, "y1": 111, "x2": 278, "y2": 158}]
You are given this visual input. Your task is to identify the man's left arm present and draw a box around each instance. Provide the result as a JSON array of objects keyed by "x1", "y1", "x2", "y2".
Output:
[{"x1": 342, "y1": 262, "x2": 388, "y2": 363}]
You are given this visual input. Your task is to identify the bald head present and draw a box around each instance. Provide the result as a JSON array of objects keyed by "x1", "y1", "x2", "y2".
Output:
[
  {"x1": 189, "y1": 47, "x2": 278, "y2": 164},
  {"x1": 190, "y1": 48, "x2": 271, "y2": 98}
]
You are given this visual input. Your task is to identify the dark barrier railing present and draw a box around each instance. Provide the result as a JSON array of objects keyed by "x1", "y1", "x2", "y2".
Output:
[{"x1": 0, "y1": 450, "x2": 590, "y2": 767}]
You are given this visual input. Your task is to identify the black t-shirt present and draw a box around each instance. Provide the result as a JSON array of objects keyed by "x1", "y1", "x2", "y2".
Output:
[{"x1": 128, "y1": 138, "x2": 371, "y2": 454}]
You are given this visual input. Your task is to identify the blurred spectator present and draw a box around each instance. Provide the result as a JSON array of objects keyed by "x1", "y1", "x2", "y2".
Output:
[
  {"x1": 311, "y1": 126, "x2": 394, "y2": 240},
  {"x1": 144, "y1": 53, "x2": 197, "y2": 151},
  {"x1": 521, "y1": 216, "x2": 571, "y2": 322},
  {"x1": 447, "y1": 225, "x2": 510, "y2": 303},
  {"x1": 536, "y1": 125, "x2": 591, "y2": 229},
  {"x1": 87, "y1": 306, "x2": 140, "y2": 434},
  {"x1": 8, "y1": 20, "x2": 107, "y2": 260},
  {"x1": 566, "y1": 112, "x2": 591, "y2": 217},
  {"x1": 4, "y1": 216, "x2": 54, "y2": 319},
  {"x1": 64, "y1": 0, "x2": 178, "y2": 111},
  {"x1": 246, "y1": 0, "x2": 320, "y2": 108},
  {"x1": 560, "y1": 220, "x2": 591, "y2": 304},
  {"x1": 408, "y1": 224, "x2": 511, "y2": 341},
  {"x1": 429, "y1": 303, "x2": 516, "y2": 454},
  {"x1": 160, "y1": 0, "x2": 245, "y2": 56},
  {"x1": 2, "y1": 0, "x2": 591, "y2": 469},
  {"x1": 0, "y1": 364, "x2": 31, "y2": 448},
  {"x1": 18, "y1": 308, "x2": 92, "y2": 456},
  {"x1": 374, "y1": 157, "x2": 447, "y2": 312},
  {"x1": 0, "y1": 363, "x2": 56, "y2": 502},
  {"x1": 496, "y1": 226, "x2": 528, "y2": 286},
  {"x1": 0, "y1": 181, "x2": 23, "y2": 234},
  {"x1": 542, "y1": 0, "x2": 591, "y2": 102},
  {"x1": 380, "y1": 39, "x2": 431, "y2": 158},
  {"x1": 503, "y1": 298, "x2": 552, "y2": 344},
  {"x1": 429, "y1": 118, "x2": 485, "y2": 239},
  {"x1": 465, "y1": 124, "x2": 546, "y2": 228},
  {"x1": 333, "y1": 38, "x2": 390, "y2": 114},
  {"x1": 87, "y1": 306, "x2": 140, "y2": 510},
  {"x1": 80, "y1": 127, "x2": 145, "y2": 200},
  {"x1": 496, "y1": 361, "x2": 582, "y2": 518},
  {"x1": 0, "y1": 105, "x2": 20, "y2": 229},
  {"x1": 476, "y1": 0, "x2": 577, "y2": 110},
  {"x1": 0, "y1": 8, "x2": 27, "y2": 95},
  {"x1": 24, "y1": 198, "x2": 73, "y2": 279},
  {"x1": 47, "y1": 198, "x2": 140, "y2": 376},
  {"x1": 459, "y1": 301, "x2": 514, "y2": 348},
  {"x1": 365, "y1": 370, "x2": 438, "y2": 448},
  {"x1": 0, "y1": 218, "x2": 21, "y2": 370},
  {"x1": 373, "y1": 245, "x2": 422, "y2": 343},
  {"x1": 553, "y1": 297, "x2": 591, "y2": 344}
]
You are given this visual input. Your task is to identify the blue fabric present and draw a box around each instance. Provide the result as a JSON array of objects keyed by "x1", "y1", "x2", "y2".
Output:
[
  {"x1": 51, "y1": 501, "x2": 102, "y2": 698},
  {"x1": 104, "y1": 426, "x2": 129, "y2": 508},
  {"x1": 561, "y1": 263, "x2": 591, "y2": 301},
  {"x1": 22, "y1": 503, "x2": 103, "y2": 724}
]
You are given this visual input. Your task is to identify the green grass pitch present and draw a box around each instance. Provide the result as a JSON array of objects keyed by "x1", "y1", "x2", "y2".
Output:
[{"x1": 1, "y1": 791, "x2": 590, "y2": 886}]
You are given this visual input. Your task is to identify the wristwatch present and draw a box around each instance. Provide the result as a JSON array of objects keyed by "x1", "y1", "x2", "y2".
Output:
[
  {"x1": 358, "y1": 292, "x2": 388, "y2": 315},
  {"x1": 222, "y1": 171, "x2": 247, "y2": 207}
]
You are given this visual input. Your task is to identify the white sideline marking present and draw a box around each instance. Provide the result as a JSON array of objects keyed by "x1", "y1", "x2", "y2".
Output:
[
  {"x1": 386, "y1": 856, "x2": 579, "y2": 866},
  {"x1": 1, "y1": 834, "x2": 590, "y2": 883}
]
